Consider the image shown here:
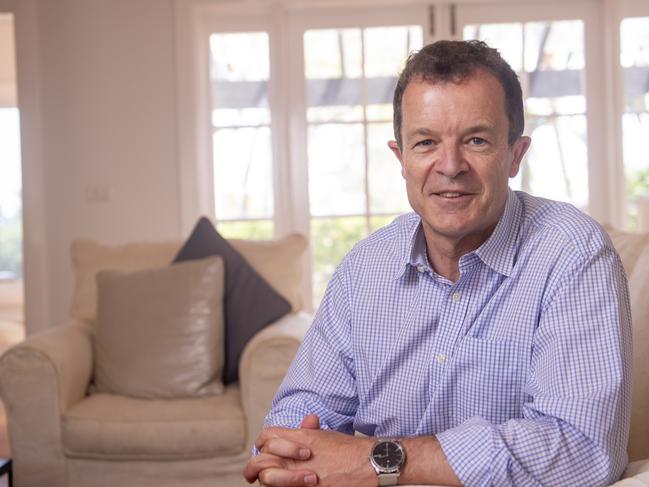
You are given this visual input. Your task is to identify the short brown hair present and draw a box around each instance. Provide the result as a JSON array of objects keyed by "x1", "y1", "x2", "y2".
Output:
[{"x1": 393, "y1": 40, "x2": 524, "y2": 148}]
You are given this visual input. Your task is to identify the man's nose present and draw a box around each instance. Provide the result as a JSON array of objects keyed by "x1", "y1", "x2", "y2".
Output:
[{"x1": 434, "y1": 144, "x2": 469, "y2": 179}]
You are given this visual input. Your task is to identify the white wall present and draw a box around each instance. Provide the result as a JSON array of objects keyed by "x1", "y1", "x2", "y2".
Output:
[{"x1": 13, "y1": 0, "x2": 182, "y2": 332}]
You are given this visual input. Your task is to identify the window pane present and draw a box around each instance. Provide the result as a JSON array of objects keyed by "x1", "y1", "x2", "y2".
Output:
[
  {"x1": 213, "y1": 127, "x2": 273, "y2": 220},
  {"x1": 308, "y1": 123, "x2": 366, "y2": 216},
  {"x1": 525, "y1": 115, "x2": 588, "y2": 208},
  {"x1": 304, "y1": 25, "x2": 423, "y2": 306},
  {"x1": 209, "y1": 31, "x2": 274, "y2": 234},
  {"x1": 311, "y1": 216, "x2": 366, "y2": 304},
  {"x1": 0, "y1": 108, "x2": 22, "y2": 280},
  {"x1": 465, "y1": 20, "x2": 588, "y2": 209},
  {"x1": 210, "y1": 32, "x2": 269, "y2": 81},
  {"x1": 363, "y1": 26, "x2": 423, "y2": 78},
  {"x1": 210, "y1": 32, "x2": 270, "y2": 127},
  {"x1": 463, "y1": 23, "x2": 523, "y2": 71},
  {"x1": 621, "y1": 17, "x2": 649, "y2": 228},
  {"x1": 216, "y1": 220, "x2": 274, "y2": 240},
  {"x1": 305, "y1": 29, "x2": 363, "y2": 123},
  {"x1": 524, "y1": 21, "x2": 584, "y2": 72},
  {"x1": 368, "y1": 122, "x2": 410, "y2": 214}
]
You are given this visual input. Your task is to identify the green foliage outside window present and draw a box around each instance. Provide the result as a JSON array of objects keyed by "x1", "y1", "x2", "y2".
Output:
[
  {"x1": 0, "y1": 212, "x2": 23, "y2": 279},
  {"x1": 626, "y1": 167, "x2": 649, "y2": 230},
  {"x1": 216, "y1": 220, "x2": 273, "y2": 240}
]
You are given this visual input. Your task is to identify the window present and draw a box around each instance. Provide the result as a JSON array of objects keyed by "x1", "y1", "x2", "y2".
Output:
[
  {"x1": 304, "y1": 25, "x2": 423, "y2": 301},
  {"x1": 0, "y1": 12, "x2": 24, "y2": 344},
  {"x1": 620, "y1": 16, "x2": 649, "y2": 228},
  {"x1": 0, "y1": 107, "x2": 22, "y2": 281},
  {"x1": 209, "y1": 32, "x2": 274, "y2": 239},
  {"x1": 185, "y1": 4, "x2": 427, "y2": 307},
  {"x1": 464, "y1": 19, "x2": 588, "y2": 209}
]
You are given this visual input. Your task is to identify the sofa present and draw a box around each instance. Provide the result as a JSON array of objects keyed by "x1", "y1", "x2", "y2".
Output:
[
  {"x1": 0, "y1": 235, "x2": 311, "y2": 487},
  {"x1": 2, "y1": 223, "x2": 649, "y2": 487}
]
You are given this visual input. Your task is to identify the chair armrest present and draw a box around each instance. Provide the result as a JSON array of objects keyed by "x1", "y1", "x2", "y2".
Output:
[
  {"x1": 239, "y1": 311, "x2": 312, "y2": 447},
  {"x1": 609, "y1": 459, "x2": 649, "y2": 486},
  {"x1": 0, "y1": 321, "x2": 93, "y2": 485}
]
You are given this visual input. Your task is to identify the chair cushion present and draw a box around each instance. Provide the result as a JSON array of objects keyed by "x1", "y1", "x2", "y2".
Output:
[
  {"x1": 603, "y1": 224, "x2": 649, "y2": 276},
  {"x1": 173, "y1": 217, "x2": 300, "y2": 384},
  {"x1": 628, "y1": 243, "x2": 649, "y2": 461},
  {"x1": 62, "y1": 387, "x2": 245, "y2": 460},
  {"x1": 94, "y1": 257, "x2": 225, "y2": 399},
  {"x1": 70, "y1": 233, "x2": 307, "y2": 324}
]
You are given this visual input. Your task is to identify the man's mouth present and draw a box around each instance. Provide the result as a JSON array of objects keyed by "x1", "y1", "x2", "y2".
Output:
[{"x1": 433, "y1": 191, "x2": 473, "y2": 198}]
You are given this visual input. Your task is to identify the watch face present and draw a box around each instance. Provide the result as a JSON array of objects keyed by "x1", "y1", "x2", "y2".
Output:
[{"x1": 371, "y1": 440, "x2": 405, "y2": 470}]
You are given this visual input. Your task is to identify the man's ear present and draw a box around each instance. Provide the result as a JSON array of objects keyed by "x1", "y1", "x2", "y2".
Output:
[
  {"x1": 508, "y1": 136, "x2": 531, "y2": 178},
  {"x1": 387, "y1": 140, "x2": 406, "y2": 179}
]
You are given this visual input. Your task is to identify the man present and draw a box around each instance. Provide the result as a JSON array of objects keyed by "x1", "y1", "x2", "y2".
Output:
[{"x1": 244, "y1": 40, "x2": 632, "y2": 487}]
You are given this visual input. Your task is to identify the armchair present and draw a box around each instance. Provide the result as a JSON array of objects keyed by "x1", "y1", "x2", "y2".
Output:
[{"x1": 0, "y1": 235, "x2": 311, "y2": 487}]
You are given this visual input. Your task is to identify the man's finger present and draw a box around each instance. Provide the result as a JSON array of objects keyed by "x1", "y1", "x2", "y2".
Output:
[
  {"x1": 261, "y1": 437, "x2": 311, "y2": 460},
  {"x1": 255, "y1": 427, "x2": 304, "y2": 450},
  {"x1": 258, "y1": 467, "x2": 318, "y2": 487},
  {"x1": 242, "y1": 452, "x2": 285, "y2": 483},
  {"x1": 300, "y1": 414, "x2": 321, "y2": 430}
]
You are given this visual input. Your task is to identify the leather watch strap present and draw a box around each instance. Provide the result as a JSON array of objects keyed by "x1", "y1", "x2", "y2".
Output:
[{"x1": 378, "y1": 473, "x2": 400, "y2": 486}]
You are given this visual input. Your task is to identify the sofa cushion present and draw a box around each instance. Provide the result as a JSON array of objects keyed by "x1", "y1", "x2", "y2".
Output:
[
  {"x1": 173, "y1": 217, "x2": 300, "y2": 384},
  {"x1": 94, "y1": 257, "x2": 225, "y2": 399},
  {"x1": 62, "y1": 387, "x2": 245, "y2": 460},
  {"x1": 628, "y1": 243, "x2": 649, "y2": 461}
]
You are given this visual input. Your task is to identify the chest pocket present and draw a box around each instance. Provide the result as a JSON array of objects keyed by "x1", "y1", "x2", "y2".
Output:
[{"x1": 448, "y1": 336, "x2": 528, "y2": 425}]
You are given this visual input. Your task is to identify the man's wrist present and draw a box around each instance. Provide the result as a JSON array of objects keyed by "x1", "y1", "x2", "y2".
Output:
[{"x1": 398, "y1": 436, "x2": 462, "y2": 486}]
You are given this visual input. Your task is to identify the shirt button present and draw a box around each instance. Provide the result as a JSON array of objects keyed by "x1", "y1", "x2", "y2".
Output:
[
  {"x1": 452, "y1": 291, "x2": 461, "y2": 302},
  {"x1": 417, "y1": 265, "x2": 426, "y2": 273},
  {"x1": 436, "y1": 353, "x2": 446, "y2": 364}
]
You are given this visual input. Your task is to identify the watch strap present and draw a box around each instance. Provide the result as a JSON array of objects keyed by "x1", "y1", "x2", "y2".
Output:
[{"x1": 378, "y1": 473, "x2": 400, "y2": 486}]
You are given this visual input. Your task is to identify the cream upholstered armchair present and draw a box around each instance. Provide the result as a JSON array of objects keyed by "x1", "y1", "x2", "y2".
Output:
[{"x1": 0, "y1": 234, "x2": 311, "y2": 487}]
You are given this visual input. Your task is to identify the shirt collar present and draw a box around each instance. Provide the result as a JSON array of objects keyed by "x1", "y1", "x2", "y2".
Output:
[
  {"x1": 394, "y1": 189, "x2": 521, "y2": 280},
  {"x1": 473, "y1": 189, "x2": 521, "y2": 277}
]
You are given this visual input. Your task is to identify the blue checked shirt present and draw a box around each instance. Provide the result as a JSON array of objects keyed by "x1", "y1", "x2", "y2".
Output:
[{"x1": 266, "y1": 190, "x2": 632, "y2": 487}]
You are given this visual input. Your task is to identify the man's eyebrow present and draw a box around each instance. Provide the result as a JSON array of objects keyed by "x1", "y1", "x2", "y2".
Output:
[
  {"x1": 405, "y1": 128, "x2": 436, "y2": 139},
  {"x1": 463, "y1": 124, "x2": 496, "y2": 135}
]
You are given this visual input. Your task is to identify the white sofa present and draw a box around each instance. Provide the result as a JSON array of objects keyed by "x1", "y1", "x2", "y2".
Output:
[{"x1": 1, "y1": 223, "x2": 649, "y2": 486}]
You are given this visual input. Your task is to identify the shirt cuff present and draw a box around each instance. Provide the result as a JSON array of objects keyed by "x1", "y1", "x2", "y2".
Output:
[{"x1": 436, "y1": 416, "x2": 495, "y2": 486}]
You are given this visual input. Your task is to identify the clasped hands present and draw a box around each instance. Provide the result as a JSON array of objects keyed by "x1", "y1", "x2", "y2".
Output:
[{"x1": 243, "y1": 414, "x2": 376, "y2": 487}]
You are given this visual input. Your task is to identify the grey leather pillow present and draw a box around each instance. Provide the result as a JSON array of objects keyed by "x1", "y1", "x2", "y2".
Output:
[
  {"x1": 173, "y1": 217, "x2": 291, "y2": 384},
  {"x1": 94, "y1": 256, "x2": 225, "y2": 399}
]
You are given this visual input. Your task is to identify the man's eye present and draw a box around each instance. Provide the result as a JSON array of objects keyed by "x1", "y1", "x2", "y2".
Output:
[
  {"x1": 415, "y1": 139, "x2": 433, "y2": 148},
  {"x1": 469, "y1": 137, "x2": 487, "y2": 145}
]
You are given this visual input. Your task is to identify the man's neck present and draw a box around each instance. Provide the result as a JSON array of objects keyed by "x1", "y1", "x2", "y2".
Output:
[{"x1": 422, "y1": 222, "x2": 498, "y2": 282}]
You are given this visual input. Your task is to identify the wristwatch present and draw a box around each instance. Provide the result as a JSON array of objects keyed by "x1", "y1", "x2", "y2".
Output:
[{"x1": 369, "y1": 439, "x2": 406, "y2": 486}]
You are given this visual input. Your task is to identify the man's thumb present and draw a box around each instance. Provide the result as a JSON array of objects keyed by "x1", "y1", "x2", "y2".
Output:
[{"x1": 300, "y1": 414, "x2": 321, "y2": 430}]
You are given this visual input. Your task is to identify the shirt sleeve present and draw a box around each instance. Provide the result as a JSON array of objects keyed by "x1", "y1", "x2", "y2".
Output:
[
  {"x1": 264, "y1": 257, "x2": 359, "y2": 433},
  {"x1": 436, "y1": 245, "x2": 633, "y2": 487}
]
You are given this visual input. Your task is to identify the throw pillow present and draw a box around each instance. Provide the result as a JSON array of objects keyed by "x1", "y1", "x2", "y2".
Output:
[
  {"x1": 70, "y1": 239, "x2": 179, "y2": 323},
  {"x1": 94, "y1": 256, "x2": 225, "y2": 399},
  {"x1": 173, "y1": 217, "x2": 292, "y2": 384}
]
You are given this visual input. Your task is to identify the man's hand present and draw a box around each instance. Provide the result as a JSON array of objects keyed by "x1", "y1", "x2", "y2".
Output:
[{"x1": 243, "y1": 415, "x2": 376, "y2": 487}]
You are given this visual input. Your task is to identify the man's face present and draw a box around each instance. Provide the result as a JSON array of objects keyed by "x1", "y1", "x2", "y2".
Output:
[{"x1": 389, "y1": 70, "x2": 530, "y2": 251}]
